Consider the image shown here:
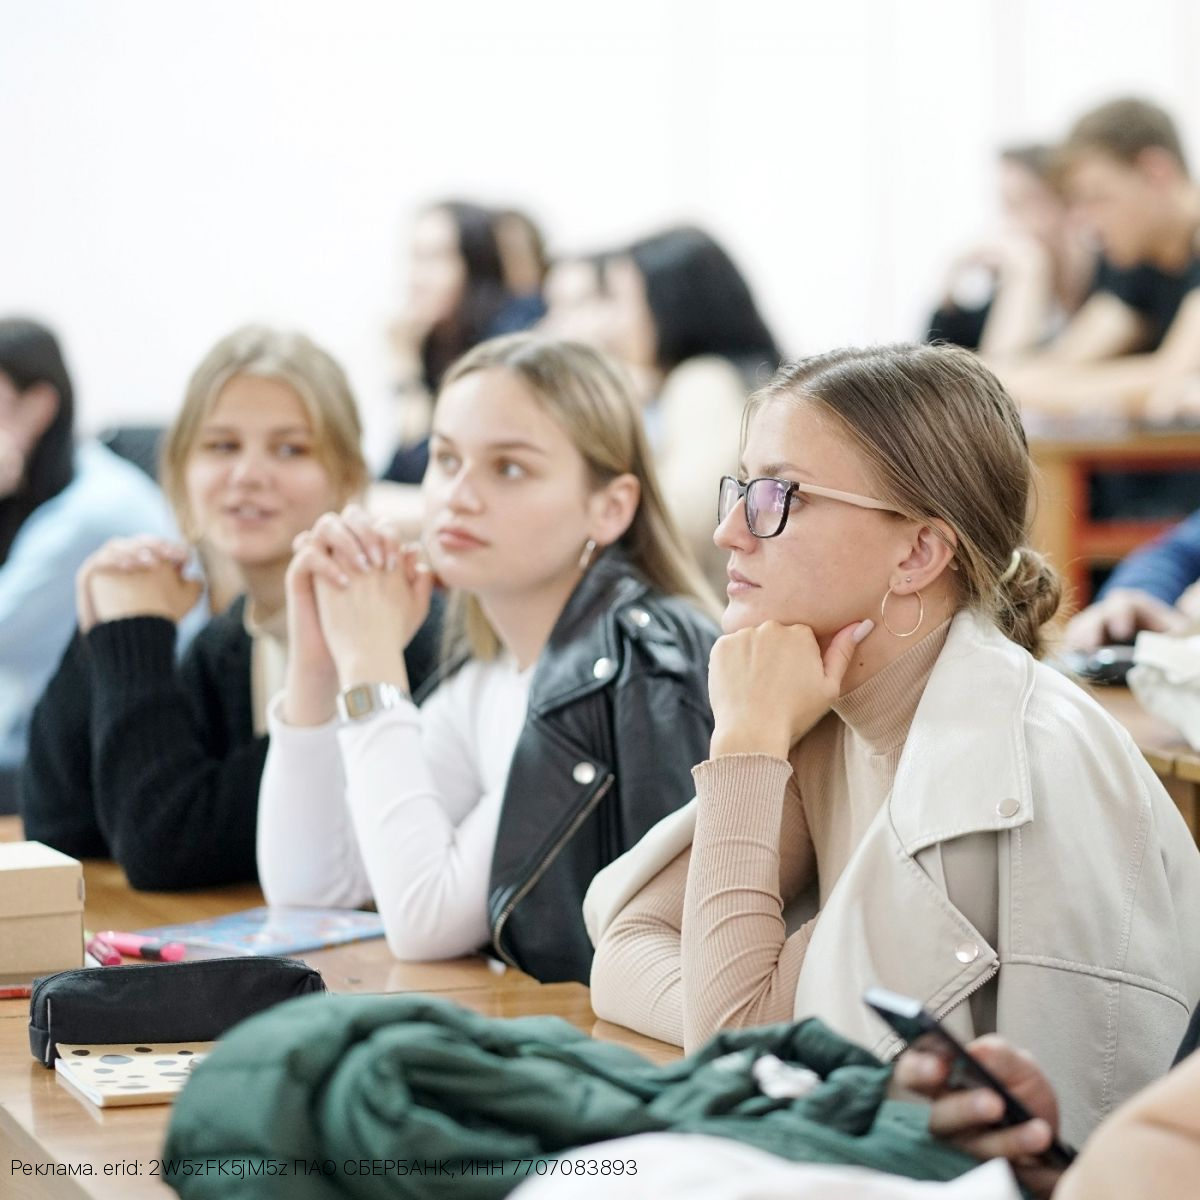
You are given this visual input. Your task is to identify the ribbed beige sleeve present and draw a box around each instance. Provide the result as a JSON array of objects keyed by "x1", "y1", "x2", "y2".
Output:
[
  {"x1": 592, "y1": 626, "x2": 949, "y2": 1051},
  {"x1": 588, "y1": 848, "x2": 690, "y2": 1047},
  {"x1": 682, "y1": 753, "x2": 817, "y2": 1050},
  {"x1": 589, "y1": 753, "x2": 816, "y2": 1051}
]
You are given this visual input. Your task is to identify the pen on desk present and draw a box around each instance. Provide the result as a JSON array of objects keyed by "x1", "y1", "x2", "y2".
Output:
[
  {"x1": 95, "y1": 930, "x2": 187, "y2": 962},
  {"x1": 84, "y1": 934, "x2": 123, "y2": 966},
  {"x1": 0, "y1": 984, "x2": 32, "y2": 1000}
]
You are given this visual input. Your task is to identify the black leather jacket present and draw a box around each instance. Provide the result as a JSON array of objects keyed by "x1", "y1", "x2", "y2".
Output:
[{"x1": 485, "y1": 550, "x2": 720, "y2": 983}]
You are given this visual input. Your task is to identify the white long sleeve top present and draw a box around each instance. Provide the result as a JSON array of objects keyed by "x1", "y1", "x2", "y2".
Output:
[{"x1": 256, "y1": 655, "x2": 532, "y2": 961}]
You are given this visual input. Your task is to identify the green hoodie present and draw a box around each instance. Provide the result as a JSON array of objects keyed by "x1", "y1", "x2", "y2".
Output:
[{"x1": 162, "y1": 993, "x2": 977, "y2": 1199}]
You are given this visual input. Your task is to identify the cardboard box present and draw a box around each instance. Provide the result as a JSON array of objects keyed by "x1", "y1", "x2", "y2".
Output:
[{"x1": 0, "y1": 842, "x2": 84, "y2": 978}]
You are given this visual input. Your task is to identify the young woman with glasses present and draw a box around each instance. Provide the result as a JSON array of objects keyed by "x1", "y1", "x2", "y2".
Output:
[
  {"x1": 256, "y1": 333, "x2": 720, "y2": 984},
  {"x1": 584, "y1": 342, "x2": 1200, "y2": 1146}
]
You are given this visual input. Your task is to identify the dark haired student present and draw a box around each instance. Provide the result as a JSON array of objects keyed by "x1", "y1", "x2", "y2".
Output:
[
  {"x1": 383, "y1": 200, "x2": 546, "y2": 485},
  {"x1": 0, "y1": 317, "x2": 177, "y2": 809},
  {"x1": 544, "y1": 225, "x2": 781, "y2": 591}
]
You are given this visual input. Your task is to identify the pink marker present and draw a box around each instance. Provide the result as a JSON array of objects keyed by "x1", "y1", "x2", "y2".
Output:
[
  {"x1": 95, "y1": 930, "x2": 187, "y2": 962},
  {"x1": 85, "y1": 934, "x2": 123, "y2": 966}
]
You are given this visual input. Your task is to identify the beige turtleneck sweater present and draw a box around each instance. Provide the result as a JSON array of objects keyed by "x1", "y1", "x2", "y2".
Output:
[{"x1": 590, "y1": 621, "x2": 951, "y2": 1051}]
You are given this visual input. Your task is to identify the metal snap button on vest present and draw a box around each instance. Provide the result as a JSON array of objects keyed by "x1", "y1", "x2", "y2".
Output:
[
  {"x1": 955, "y1": 942, "x2": 979, "y2": 964},
  {"x1": 997, "y1": 797, "x2": 1020, "y2": 818},
  {"x1": 573, "y1": 762, "x2": 597, "y2": 785},
  {"x1": 592, "y1": 657, "x2": 614, "y2": 680},
  {"x1": 627, "y1": 607, "x2": 651, "y2": 627}
]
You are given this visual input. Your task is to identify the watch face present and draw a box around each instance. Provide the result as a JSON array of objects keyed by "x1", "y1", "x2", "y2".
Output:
[
  {"x1": 343, "y1": 686, "x2": 374, "y2": 719},
  {"x1": 338, "y1": 682, "x2": 407, "y2": 723}
]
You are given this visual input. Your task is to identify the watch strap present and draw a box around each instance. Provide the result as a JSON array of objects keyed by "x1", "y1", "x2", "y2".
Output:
[{"x1": 336, "y1": 681, "x2": 409, "y2": 724}]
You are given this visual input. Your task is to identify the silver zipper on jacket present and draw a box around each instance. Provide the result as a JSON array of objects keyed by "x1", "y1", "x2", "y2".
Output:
[
  {"x1": 876, "y1": 964, "x2": 1000, "y2": 1061},
  {"x1": 490, "y1": 774, "x2": 616, "y2": 968},
  {"x1": 934, "y1": 963, "x2": 1000, "y2": 1023}
]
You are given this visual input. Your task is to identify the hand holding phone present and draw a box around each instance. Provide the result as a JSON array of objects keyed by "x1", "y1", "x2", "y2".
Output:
[{"x1": 865, "y1": 987, "x2": 1077, "y2": 1172}]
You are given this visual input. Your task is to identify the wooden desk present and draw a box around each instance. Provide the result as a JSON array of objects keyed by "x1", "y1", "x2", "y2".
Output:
[
  {"x1": 3, "y1": 680, "x2": 1197, "y2": 1198},
  {"x1": 1029, "y1": 429, "x2": 1200, "y2": 606},
  {"x1": 0, "y1": 838, "x2": 677, "y2": 1200}
]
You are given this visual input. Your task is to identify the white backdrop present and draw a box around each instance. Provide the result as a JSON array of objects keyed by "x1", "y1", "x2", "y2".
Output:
[{"x1": 3, "y1": 0, "x2": 1199, "y2": 463}]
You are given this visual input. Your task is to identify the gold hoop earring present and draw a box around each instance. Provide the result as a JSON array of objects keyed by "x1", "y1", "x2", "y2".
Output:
[
  {"x1": 579, "y1": 538, "x2": 598, "y2": 570},
  {"x1": 880, "y1": 587, "x2": 923, "y2": 638}
]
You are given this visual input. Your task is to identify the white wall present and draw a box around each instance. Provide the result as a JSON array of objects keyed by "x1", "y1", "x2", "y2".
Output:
[{"x1": 3, "y1": 0, "x2": 1198, "y2": 464}]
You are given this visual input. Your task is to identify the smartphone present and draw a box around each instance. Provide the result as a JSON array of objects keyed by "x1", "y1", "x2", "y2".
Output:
[
  {"x1": 864, "y1": 986, "x2": 1077, "y2": 1169},
  {"x1": 1057, "y1": 644, "x2": 1137, "y2": 687}
]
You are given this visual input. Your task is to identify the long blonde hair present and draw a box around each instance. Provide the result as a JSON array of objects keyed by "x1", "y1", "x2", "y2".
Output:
[
  {"x1": 438, "y1": 333, "x2": 718, "y2": 660},
  {"x1": 748, "y1": 343, "x2": 1061, "y2": 657},
  {"x1": 160, "y1": 325, "x2": 368, "y2": 538}
]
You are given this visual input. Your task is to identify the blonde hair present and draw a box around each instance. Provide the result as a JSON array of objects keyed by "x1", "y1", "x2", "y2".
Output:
[
  {"x1": 747, "y1": 343, "x2": 1061, "y2": 658},
  {"x1": 160, "y1": 325, "x2": 368, "y2": 538},
  {"x1": 437, "y1": 333, "x2": 718, "y2": 661}
]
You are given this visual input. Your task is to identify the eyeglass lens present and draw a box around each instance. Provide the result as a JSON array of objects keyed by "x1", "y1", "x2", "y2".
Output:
[{"x1": 718, "y1": 477, "x2": 791, "y2": 537}]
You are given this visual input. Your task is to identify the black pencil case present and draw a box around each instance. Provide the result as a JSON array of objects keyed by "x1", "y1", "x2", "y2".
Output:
[{"x1": 28, "y1": 956, "x2": 326, "y2": 1066}]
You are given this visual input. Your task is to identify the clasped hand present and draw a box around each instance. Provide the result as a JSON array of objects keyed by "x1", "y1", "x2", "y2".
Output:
[
  {"x1": 76, "y1": 536, "x2": 201, "y2": 633},
  {"x1": 708, "y1": 618, "x2": 873, "y2": 760},
  {"x1": 285, "y1": 504, "x2": 433, "y2": 692}
]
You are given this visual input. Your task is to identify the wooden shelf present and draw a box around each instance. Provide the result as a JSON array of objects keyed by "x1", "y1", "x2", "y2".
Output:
[{"x1": 1029, "y1": 429, "x2": 1200, "y2": 607}]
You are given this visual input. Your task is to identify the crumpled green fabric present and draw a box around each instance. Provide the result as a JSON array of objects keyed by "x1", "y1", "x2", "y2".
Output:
[{"x1": 161, "y1": 993, "x2": 977, "y2": 1200}]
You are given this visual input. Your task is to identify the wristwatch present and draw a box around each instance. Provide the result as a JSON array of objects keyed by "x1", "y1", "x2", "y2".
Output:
[{"x1": 336, "y1": 681, "x2": 409, "y2": 724}]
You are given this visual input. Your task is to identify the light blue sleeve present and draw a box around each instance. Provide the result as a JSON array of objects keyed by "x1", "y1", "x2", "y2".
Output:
[
  {"x1": 1098, "y1": 507, "x2": 1200, "y2": 607},
  {"x1": 0, "y1": 443, "x2": 184, "y2": 766}
]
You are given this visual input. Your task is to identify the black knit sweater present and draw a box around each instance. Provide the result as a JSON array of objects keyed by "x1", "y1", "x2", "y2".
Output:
[{"x1": 18, "y1": 597, "x2": 440, "y2": 890}]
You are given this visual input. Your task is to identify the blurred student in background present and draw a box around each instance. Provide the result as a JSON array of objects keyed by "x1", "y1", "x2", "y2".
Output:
[
  {"x1": 1064, "y1": 506, "x2": 1199, "y2": 649},
  {"x1": 540, "y1": 252, "x2": 614, "y2": 346},
  {"x1": 1000, "y1": 98, "x2": 1200, "y2": 418},
  {"x1": 493, "y1": 207, "x2": 550, "y2": 328},
  {"x1": 20, "y1": 325, "x2": 440, "y2": 888},
  {"x1": 383, "y1": 201, "x2": 547, "y2": 485},
  {"x1": 927, "y1": 145, "x2": 1095, "y2": 356},
  {"x1": 545, "y1": 226, "x2": 781, "y2": 589},
  {"x1": 0, "y1": 317, "x2": 177, "y2": 811}
]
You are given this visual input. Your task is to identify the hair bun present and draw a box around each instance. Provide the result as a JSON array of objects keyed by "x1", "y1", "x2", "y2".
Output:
[{"x1": 997, "y1": 547, "x2": 1062, "y2": 658}]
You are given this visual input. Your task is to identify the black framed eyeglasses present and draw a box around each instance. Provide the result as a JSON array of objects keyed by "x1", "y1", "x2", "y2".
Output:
[{"x1": 717, "y1": 474, "x2": 898, "y2": 539}]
